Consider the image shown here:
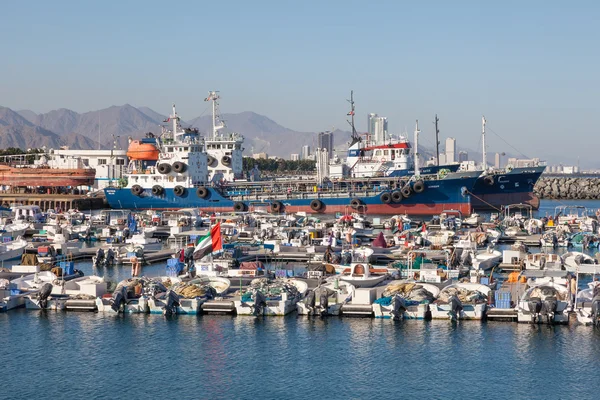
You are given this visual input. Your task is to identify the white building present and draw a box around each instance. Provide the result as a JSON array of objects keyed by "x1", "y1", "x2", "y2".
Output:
[
  {"x1": 301, "y1": 145, "x2": 311, "y2": 160},
  {"x1": 290, "y1": 153, "x2": 300, "y2": 161},
  {"x1": 494, "y1": 153, "x2": 501, "y2": 169},
  {"x1": 507, "y1": 157, "x2": 542, "y2": 168},
  {"x1": 445, "y1": 137, "x2": 456, "y2": 163},
  {"x1": 48, "y1": 148, "x2": 128, "y2": 190},
  {"x1": 368, "y1": 113, "x2": 388, "y2": 146},
  {"x1": 458, "y1": 151, "x2": 468, "y2": 162}
]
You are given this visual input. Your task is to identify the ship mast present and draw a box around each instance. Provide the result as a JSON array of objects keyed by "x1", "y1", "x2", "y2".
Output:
[
  {"x1": 171, "y1": 104, "x2": 180, "y2": 139},
  {"x1": 347, "y1": 90, "x2": 360, "y2": 146},
  {"x1": 205, "y1": 91, "x2": 223, "y2": 140},
  {"x1": 481, "y1": 115, "x2": 487, "y2": 169},
  {"x1": 414, "y1": 120, "x2": 420, "y2": 178},
  {"x1": 435, "y1": 114, "x2": 440, "y2": 166}
]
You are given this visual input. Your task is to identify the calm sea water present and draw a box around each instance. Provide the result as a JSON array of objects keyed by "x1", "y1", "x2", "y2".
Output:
[{"x1": 2, "y1": 199, "x2": 600, "y2": 400}]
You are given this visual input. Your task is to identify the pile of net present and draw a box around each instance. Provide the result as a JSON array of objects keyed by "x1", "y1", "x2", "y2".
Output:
[
  {"x1": 69, "y1": 293, "x2": 97, "y2": 300},
  {"x1": 236, "y1": 278, "x2": 301, "y2": 300},
  {"x1": 529, "y1": 286, "x2": 566, "y2": 301},
  {"x1": 171, "y1": 282, "x2": 216, "y2": 299},
  {"x1": 0, "y1": 278, "x2": 10, "y2": 289},
  {"x1": 437, "y1": 286, "x2": 487, "y2": 304},
  {"x1": 114, "y1": 277, "x2": 167, "y2": 298},
  {"x1": 381, "y1": 282, "x2": 436, "y2": 303}
]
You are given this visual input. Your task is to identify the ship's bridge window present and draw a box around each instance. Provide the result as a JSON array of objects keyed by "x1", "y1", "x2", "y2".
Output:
[
  {"x1": 116, "y1": 158, "x2": 125, "y2": 165},
  {"x1": 375, "y1": 150, "x2": 381, "y2": 156},
  {"x1": 383, "y1": 150, "x2": 389, "y2": 156},
  {"x1": 98, "y1": 159, "x2": 107, "y2": 165},
  {"x1": 228, "y1": 144, "x2": 233, "y2": 149},
  {"x1": 184, "y1": 147, "x2": 188, "y2": 151}
]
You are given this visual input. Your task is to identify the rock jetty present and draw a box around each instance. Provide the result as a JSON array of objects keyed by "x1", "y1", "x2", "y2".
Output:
[{"x1": 534, "y1": 177, "x2": 600, "y2": 199}]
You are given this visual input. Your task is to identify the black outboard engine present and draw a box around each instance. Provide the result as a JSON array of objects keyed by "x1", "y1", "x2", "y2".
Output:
[
  {"x1": 341, "y1": 252, "x2": 352, "y2": 265},
  {"x1": 304, "y1": 290, "x2": 316, "y2": 315},
  {"x1": 163, "y1": 290, "x2": 180, "y2": 316},
  {"x1": 38, "y1": 283, "x2": 53, "y2": 309},
  {"x1": 105, "y1": 248, "x2": 115, "y2": 267},
  {"x1": 110, "y1": 286, "x2": 128, "y2": 312},
  {"x1": 390, "y1": 295, "x2": 407, "y2": 321},
  {"x1": 319, "y1": 288, "x2": 335, "y2": 317},
  {"x1": 448, "y1": 295, "x2": 463, "y2": 321},
  {"x1": 94, "y1": 248, "x2": 105, "y2": 268},
  {"x1": 252, "y1": 290, "x2": 267, "y2": 317},
  {"x1": 542, "y1": 297, "x2": 558, "y2": 324},
  {"x1": 527, "y1": 297, "x2": 543, "y2": 323},
  {"x1": 591, "y1": 295, "x2": 600, "y2": 327},
  {"x1": 204, "y1": 285, "x2": 217, "y2": 300}
]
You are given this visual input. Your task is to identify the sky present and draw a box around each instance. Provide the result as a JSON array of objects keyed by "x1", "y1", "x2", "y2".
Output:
[{"x1": 1, "y1": 1, "x2": 599, "y2": 166}]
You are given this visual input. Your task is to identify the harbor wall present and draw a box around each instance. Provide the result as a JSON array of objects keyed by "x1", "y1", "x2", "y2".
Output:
[
  {"x1": 534, "y1": 176, "x2": 600, "y2": 200},
  {"x1": 0, "y1": 193, "x2": 106, "y2": 211}
]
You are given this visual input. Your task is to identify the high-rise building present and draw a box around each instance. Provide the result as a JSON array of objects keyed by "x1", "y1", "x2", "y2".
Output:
[
  {"x1": 290, "y1": 153, "x2": 299, "y2": 161},
  {"x1": 317, "y1": 131, "x2": 334, "y2": 159},
  {"x1": 301, "y1": 145, "x2": 311, "y2": 160},
  {"x1": 494, "y1": 153, "x2": 501, "y2": 169},
  {"x1": 458, "y1": 151, "x2": 468, "y2": 162},
  {"x1": 445, "y1": 137, "x2": 456, "y2": 163},
  {"x1": 368, "y1": 113, "x2": 388, "y2": 145}
]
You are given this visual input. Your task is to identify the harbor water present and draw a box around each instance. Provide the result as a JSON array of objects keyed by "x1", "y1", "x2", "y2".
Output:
[
  {"x1": 3, "y1": 199, "x2": 600, "y2": 399},
  {"x1": 2, "y1": 311, "x2": 600, "y2": 399}
]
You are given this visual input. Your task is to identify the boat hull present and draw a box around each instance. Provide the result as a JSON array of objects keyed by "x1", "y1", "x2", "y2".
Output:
[
  {"x1": 470, "y1": 166, "x2": 545, "y2": 210},
  {"x1": 0, "y1": 165, "x2": 96, "y2": 187},
  {"x1": 104, "y1": 175, "x2": 478, "y2": 216}
]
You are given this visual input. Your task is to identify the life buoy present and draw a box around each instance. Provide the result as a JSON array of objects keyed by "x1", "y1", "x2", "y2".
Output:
[
  {"x1": 172, "y1": 161, "x2": 187, "y2": 173},
  {"x1": 391, "y1": 191, "x2": 402, "y2": 203},
  {"x1": 207, "y1": 156, "x2": 217, "y2": 167},
  {"x1": 157, "y1": 163, "x2": 171, "y2": 174},
  {"x1": 131, "y1": 185, "x2": 143, "y2": 196},
  {"x1": 401, "y1": 186, "x2": 412, "y2": 198},
  {"x1": 196, "y1": 186, "x2": 209, "y2": 199},
  {"x1": 350, "y1": 198, "x2": 362, "y2": 209},
  {"x1": 151, "y1": 185, "x2": 163, "y2": 196},
  {"x1": 233, "y1": 202, "x2": 246, "y2": 212},
  {"x1": 174, "y1": 185, "x2": 186, "y2": 197},
  {"x1": 221, "y1": 155, "x2": 232, "y2": 166},
  {"x1": 484, "y1": 175, "x2": 494, "y2": 186},
  {"x1": 271, "y1": 201, "x2": 283, "y2": 213},
  {"x1": 380, "y1": 192, "x2": 392, "y2": 204},
  {"x1": 413, "y1": 180, "x2": 425, "y2": 193},
  {"x1": 310, "y1": 199, "x2": 324, "y2": 212}
]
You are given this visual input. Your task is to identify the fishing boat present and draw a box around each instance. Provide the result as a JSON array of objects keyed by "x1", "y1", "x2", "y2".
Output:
[
  {"x1": 561, "y1": 251, "x2": 598, "y2": 272},
  {"x1": 104, "y1": 97, "x2": 480, "y2": 216},
  {"x1": 429, "y1": 283, "x2": 490, "y2": 320},
  {"x1": 234, "y1": 278, "x2": 308, "y2": 316},
  {"x1": 575, "y1": 280, "x2": 600, "y2": 325},
  {"x1": 297, "y1": 280, "x2": 355, "y2": 316},
  {"x1": 517, "y1": 278, "x2": 570, "y2": 324},
  {"x1": 0, "y1": 237, "x2": 27, "y2": 263},
  {"x1": 372, "y1": 281, "x2": 440, "y2": 319},
  {"x1": 25, "y1": 275, "x2": 107, "y2": 311}
]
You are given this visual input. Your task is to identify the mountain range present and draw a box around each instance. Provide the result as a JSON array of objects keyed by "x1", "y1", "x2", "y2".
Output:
[
  {"x1": 0, "y1": 104, "x2": 351, "y2": 156},
  {"x1": 2, "y1": 103, "x2": 513, "y2": 164}
]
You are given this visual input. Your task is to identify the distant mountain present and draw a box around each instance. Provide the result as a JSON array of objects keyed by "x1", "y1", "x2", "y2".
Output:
[
  {"x1": 137, "y1": 106, "x2": 168, "y2": 123},
  {"x1": 0, "y1": 107, "x2": 34, "y2": 127},
  {"x1": 16, "y1": 109, "x2": 37, "y2": 123}
]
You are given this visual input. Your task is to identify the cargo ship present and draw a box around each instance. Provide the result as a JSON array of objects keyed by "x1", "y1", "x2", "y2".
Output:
[
  {"x1": 0, "y1": 155, "x2": 95, "y2": 187},
  {"x1": 104, "y1": 99, "x2": 480, "y2": 216}
]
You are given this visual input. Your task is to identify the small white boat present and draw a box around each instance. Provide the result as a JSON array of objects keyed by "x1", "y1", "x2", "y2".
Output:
[
  {"x1": 561, "y1": 252, "x2": 598, "y2": 272},
  {"x1": 125, "y1": 234, "x2": 162, "y2": 253},
  {"x1": 430, "y1": 283, "x2": 490, "y2": 320},
  {"x1": 0, "y1": 237, "x2": 27, "y2": 263},
  {"x1": 297, "y1": 280, "x2": 355, "y2": 316},
  {"x1": 372, "y1": 281, "x2": 440, "y2": 319},
  {"x1": 517, "y1": 280, "x2": 570, "y2": 324},
  {"x1": 235, "y1": 278, "x2": 308, "y2": 316},
  {"x1": 25, "y1": 275, "x2": 107, "y2": 311},
  {"x1": 575, "y1": 282, "x2": 600, "y2": 325},
  {"x1": 471, "y1": 247, "x2": 502, "y2": 271},
  {"x1": 524, "y1": 253, "x2": 562, "y2": 270},
  {"x1": 147, "y1": 276, "x2": 231, "y2": 315},
  {"x1": 338, "y1": 263, "x2": 388, "y2": 288}
]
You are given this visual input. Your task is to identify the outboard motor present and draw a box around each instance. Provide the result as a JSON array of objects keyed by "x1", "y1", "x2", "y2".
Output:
[
  {"x1": 204, "y1": 285, "x2": 217, "y2": 300},
  {"x1": 94, "y1": 248, "x2": 105, "y2": 268},
  {"x1": 542, "y1": 297, "x2": 558, "y2": 324},
  {"x1": 110, "y1": 286, "x2": 128, "y2": 312},
  {"x1": 37, "y1": 283, "x2": 53, "y2": 309},
  {"x1": 341, "y1": 252, "x2": 352, "y2": 265},
  {"x1": 390, "y1": 295, "x2": 407, "y2": 321},
  {"x1": 591, "y1": 295, "x2": 600, "y2": 327},
  {"x1": 448, "y1": 295, "x2": 463, "y2": 321},
  {"x1": 163, "y1": 290, "x2": 180, "y2": 316},
  {"x1": 318, "y1": 288, "x2": 335, "y2": 317},
  {"x1": 527, "y1": 297, "x2": 543, "y2": 323},
  {"x1": 304, "y1": 290, "x2": 316, "y2": 315},
  {"x1": 105, "y1": 248, "x2": 115, "y2": 267},
  {"x1": 252, "y1": 290, "x2": 267, "y2": 317}
]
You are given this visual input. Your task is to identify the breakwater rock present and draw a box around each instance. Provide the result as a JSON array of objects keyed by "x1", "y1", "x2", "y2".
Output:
[{"x1": 534, "y1": 177, "x2": 600, "y2": 199}]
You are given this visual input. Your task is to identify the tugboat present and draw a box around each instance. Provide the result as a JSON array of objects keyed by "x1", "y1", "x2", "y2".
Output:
[{"x1": 104, "y1": 95, "x2": 480, "y2": 216}]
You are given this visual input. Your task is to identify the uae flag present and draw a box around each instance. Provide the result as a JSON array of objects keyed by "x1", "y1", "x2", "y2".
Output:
[{"x1": 193, "y1": 223, "x2": 223, "y2": 260}]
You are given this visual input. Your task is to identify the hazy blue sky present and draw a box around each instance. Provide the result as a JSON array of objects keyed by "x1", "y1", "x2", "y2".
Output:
[{"x1": 1, "y1": 1, "x2": 598, "y2": 165}]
